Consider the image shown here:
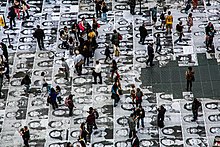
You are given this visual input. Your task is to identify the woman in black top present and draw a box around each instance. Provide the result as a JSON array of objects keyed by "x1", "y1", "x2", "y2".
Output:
[
  {"x1": 8, "y1": 6, "x2": 16, "y2": 29},
  {"x1": 71, "y1": 22, "x2": 80, "y2": 41},
  {"x1": 111, "y1": 60, "x2": 120, "y2": 80},
  {"x1": 101, "y1": 2, "x2": 108, "y2": 22}
]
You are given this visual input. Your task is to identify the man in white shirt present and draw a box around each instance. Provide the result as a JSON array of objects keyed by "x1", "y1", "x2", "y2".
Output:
[
  {"x1": 75, "y1": 50, "x2": 84, "y2": 76},
  {"x1": 61, "y1": 58, "x2": 70, "y2": 81},
  {"x1": 93, "y1": 60, "x2": 102, "y2": 84}
]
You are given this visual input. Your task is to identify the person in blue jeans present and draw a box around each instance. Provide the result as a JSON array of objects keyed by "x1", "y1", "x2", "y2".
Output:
[
  {"x1": 101, "y1": 2, "x2": 108, "y2": 22},
  {"x1": 111, "y1": 81, "x2": 120, "y2": 107},
  {"x1": 136, "y1": 105, "x2": 145, "y2": 128}
]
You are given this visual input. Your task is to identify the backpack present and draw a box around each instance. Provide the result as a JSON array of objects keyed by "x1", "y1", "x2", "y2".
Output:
[{"x1": 160, "y1": 12, "x2": 165, "y2": 20}]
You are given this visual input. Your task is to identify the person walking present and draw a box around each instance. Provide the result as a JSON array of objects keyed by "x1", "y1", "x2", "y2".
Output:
[
  {"x1": 74, "y1": 50, "x2": 84, "y2": 76},
  {"x1": 136, "y1": 105, "x2": 145, "y2": 129},
  {"x1": 79, "y1": 122, "x2": 89, "y2": 144},
  {"x1": 185, "y1": 66, "x2": 195, "y2": 92},
  {"x1": 92, "y1": 60, "x2": 102, "y2": 84},
  {"x1": 110, "y1": 60, "x2": 120, "y2": 80},
  {"x1": 111, "y1": 30, "x2": 121, "y2": 57},
  {"x1": 128, "y1": 113, "x2": 138, "y2": 138},
  {"x1": 60, "y1": 58, "x2": 70, "y2": 81},
  {"x1": 187, "y1": 13, "x2": 193, "y2": 32},
  {"x1": 139, "y1": 23, "x2": 148, "y2": 45},
  {"x1": 128, "y1": 0, "x2": 136, "y2": 15},
  {"x1": 71, "y1": 22, "x2": 80, "y2": 41},
  {"x1": 48, "y1": 88, "x2": 58, "y2": 110},
  {"x1": 33, "y1": 25, "x2": 45, "y2": 50},
  {"x1": 146, "y1": 43, "x2": 155, "y2": 67},
  {"x1": 86, "y1": 110, "x2": 95, "y2": 143},
  {"x1": 13, "y1": 0, "x2": 21, "y2": 20},
  {"x1": 157, "y1": 105, "x2": 166, "y2": 128},
  {"x1": 104, "y1": 44, "x2": 112, "y2": 63},
  {"x1": 19, "y1": 126, "x2": 30, "y2": 147},
  {"x1": 64, "y1": 94, "x2": 75, "y2": 116},
  {"x1": 174, "y1": 21, "x2": 184, "y2": 44},
  {"x1": 111, "y1": 81, "x2": 120, "y2": 107},
  {"x1": 205, "y1": 22, "x2": 216, "y2": 51},
  {"x1": 135, "y1": 88, "x2": 143, "y2": 107},
  {"x1": 55, "y1": 85, "x2": 62, "y2": 104},
  {"x1": 160, "y1": 11, "x2": 166, "y2": 30},
  {"x1": 8, "y1": 6, "x2": 16, "y2": 29},
  {"x1": 95, "y1": 0, "x2": 102, "y2": 18},
  {"x1": 165, "y1": 11, "x2": 173, "y2": 34},
  {"x1": 191, "y1": 98, "x2": 201, "y2": 121},
  {"x1": 150, "y1": 6, "x2": 157, "y2": 25},
  {"x1": 155, "y1": 34, "x2": 162, "y2": 53}
]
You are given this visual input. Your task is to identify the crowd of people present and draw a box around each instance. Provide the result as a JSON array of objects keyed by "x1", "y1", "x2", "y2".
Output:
[{"x1": 0, "y1": 0, "x2": 215, "y2": 146}]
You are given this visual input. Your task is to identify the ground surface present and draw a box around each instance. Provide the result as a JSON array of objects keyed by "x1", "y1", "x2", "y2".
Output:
[{"x1": 0, "y1": 0, "x2": 220, "y2": 146}]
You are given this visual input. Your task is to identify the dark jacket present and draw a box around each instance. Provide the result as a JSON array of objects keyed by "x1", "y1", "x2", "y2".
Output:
[
  {"x1": 111, "y1": 33, "x2": 119, "y2": 45},
  {"x1": 21, "y1": 76, "x2": 31, "y2": 85},
  {"x1": 131, "y1": 136, "x2": 140, "y2": 147},
  {"x1": 136, "y1": 108, "x2": 145, "y2": 118},
  {"x1": 34, "y1": 28, "x2": 45, "y2": 39},
  {"x1": 102, "y1": 5, "x2": 108, "y2": 13},
  {"x1": 147, "y1": 45, "x2": 154, "y2": 55},
  {"x1": 129, "y1": 0, "x2": 136, "y2": 7},
  {"x1": 86, "y1": 113, "x2": 95, "y2": 125},
  {"x1": 139, "y1": 25, "x2": 148, "y2": 37},
  {"x1": 192, "y1": 99, "x2": 201, "y2": 111},
  {"x1": 8, "y1": 7, "x2": 16, "y2": 18}
]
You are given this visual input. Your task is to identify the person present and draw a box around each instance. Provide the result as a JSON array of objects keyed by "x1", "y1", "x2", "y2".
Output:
[
  {"x1": 56, "y1": 85, "x2": 62, "y2": 104},
  {"x1": 174, "y1": 21, "x2": 184, "y2": 44},
  {"x1": 0, "y1": 42, "x2": 8, "y2": 63},
  {"x1": 0, "y1": 51, "x2": 6, "y2": 98},
  {"x1": 150, "y1": 6, "x2": 157, "y2": 25},
  {"x1": 128, "y1": 0, "x2": 136, "y2": 15},
  {"x1": 21, "y1": 74, "x2": 31, "y2": 94},
  {"x1": 155, "y1": 34, "x2": 162, "y2": 53},
  {"x1": 104, "y1": 44, "x2": 112, "y2": 63},
  {"x1": 101, "y1": 2, "x2": 108, "y2": 22},
  {"x1": 23, "y1": 126, "x2": 30, "y2": 147},
  {"x1": 130, "y1": 84, "x2": 136, "y2": 104},
  {"x1": 88, "y1": 107, "x2": 98, "y2": 129},
  {"x1": 187, "y1": 13, "x2": 193, "y2": 32},
  {"x1": 165, "y1": 11, "x2": 173, "y2": 34},
  {"x1": 21, "y1": 0, "x2": 30, "y2": 20},
  {"x1": 160, "y1": 11, "x2": 166, "y2": 30},
  {"x1": 205, "y1": 22, "x2": 216, "y2": 51},
  {"x1": 92, "y1": 18, "x2": 99, "y2": 36},
  {"x1": 86, "y1": 109, "x2": 95, "y2": 143},
  {"x1": 111, "y1": 30, "x2": 121, "y2": 57},
  {"x1": 68, "y1": 36, "x2": 75, "y2": 55},
  {"x1": 13, "y1": 0, "x2": 21, "y2": 20},
  {"x1": 93, "y1": 60, "x2": 102, "y2": 84},
  {"x1": 48, "y1": 88, "x2": 58, "y2": 110},
  {"x1": 33, "y1": 25, "x2": 45, "y2": 50},
  {"x1": 136, "y1": 105, "x2": 145, "y2": 128},
  {"x1": 79, "y1": 122, "x2": 89, "y2": 144},
  {"x1": 71, "y1": 22, "x2": 80, "y2": 41},
  {"x1": 139, "y1": 23, "x2": 148, "y2": 45},
  {"x1": 8, "y1": 6, "x2": 16, "y2": 29},
  {"x1": 135, "y1": 88, "x2": 143, "y2": 107},
  {"x1": 40, "y1": 72, "x2": 49, "y2": 92},
  {"x1": 60, "y1": 58, "x2": 70, "y2": 81},
  {"x1": 185, "y1": 1, "x2": 191, "y2": 14},
  {"x1": 131, "y1": 133, "x2": 140, "y2": 147},
  {"x1": 157, "y1": 105, "x2": 166, "y2": 128},
  {"x1": 110, "y1": 60, "x2": 120, "y2": 80},
  {"x1": 74, "y1": 50, "x2": 84, "y2": 76},
  {"x1": 146, "y1": 43, "x2": 155, "y2": 67},
  {"x1": 185, "y1": 66, "x2": 194, "y2": 92},
  {"x1": 111, "y1": 81, "x2": 120, "y2": 107},
  {"x1": 64, "y1": 94, "x2": 75, "y2": 116},
  {"x1": 95, "y1": 0, "x2": 102, "y2": 18},
  {"x1": 192, "y1": 0, "x2": 198, "y2": 10},
  {"x1": 60, "y1": 26, "x2": 69, "y2": 49},
  {"x1": 191, "y1": 98, "x2": 201, "y2": 121},
  {"x1": 128, "y1": 113, "x2": 138, "y2": 138}
]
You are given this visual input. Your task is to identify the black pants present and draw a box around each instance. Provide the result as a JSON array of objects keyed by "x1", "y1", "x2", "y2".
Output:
[
  {"x1": 24, "y1": 139, "x2": 29, "y2": 147},
  {"x1": 157, "y1": 115, "x2": 164, "y2": 128},
  {"x1": 113, "y1": 93, "x2": 120, "y2": 107},
  {"x1": 130, "y1": 6, "x2": 135, "y2": 14},
  {"x1": 51, "y1": 101, "x2": 58, "y2": 110},
  {"x1": 129, "y1": 129, "x2": 135, "y2": 138},
  {"x1": 192, "y1": 109, "x2": 198, "y2": 120},
  {"x1": 186, "y1": 80, "x2": 192, "y2": 91},
  {"x1": 146, "y1": 54, "x2": 154, "y2": 66},
  {"x1": 96, "y1": 9, "x2": 101, "y2": 18},
  {"x1": 23, "y1": 10, "x2": 30, "y2": 19},
  {"x1": 84, "y1": 56, "x2": 90, "y2": 66},
  {"x1": 87, "y1": 124, "x2": 93, "y2": 142},
  {"x1": 10, "y1": 17, "x2": 16, "y2": 29},
  {"x1": 37, "y1": 38, "x2": 44, "y2": 50},
  {"x1": 140, "y1": 35, "x2": 146, "y2": 45},
  {"x1": 104, "y1": 54, "x2": 111, "y2": 62},
  {"x1": 94, "y1": 72, "x2": 102, "y2": 83},
  {"x1": 69, "y1": 107, "x2": 73, "y2": 116},
  {"x1": 206, "y1": 36, "x2": 213, "y2": 49},
  {"x1": 75, "y1": 64, "x2": 82, "y2": 75}
]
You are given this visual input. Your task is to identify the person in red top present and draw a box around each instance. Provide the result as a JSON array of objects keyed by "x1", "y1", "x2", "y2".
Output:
[
  {"x1": 86, "y1": 109, "x2": 95, "y2": 143},
  {"x1": 65, "y1": 94, "x2": 75, "y2": 116}
]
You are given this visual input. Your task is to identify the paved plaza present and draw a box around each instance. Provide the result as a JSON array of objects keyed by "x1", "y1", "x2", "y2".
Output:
[{"x1": 0, "y1": 0, "x2": 220, "y2": 146}]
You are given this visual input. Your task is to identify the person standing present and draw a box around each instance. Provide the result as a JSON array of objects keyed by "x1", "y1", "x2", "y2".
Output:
[
  {"x1": 135, "y1": 88, "x2": 143, "y2": 107},
  {"x1": 205, "y1": 22, "x2": 216, "y2": 51},
  {"x1": 7, "y1": 6, "x2": 16, "y2": 29},
  {"x1": 93, "y1": 60, "x2": 102, "y2": 84},
  {"x1": 49, "y1": 88, "x2": 58, "y2": 110},
  {"x1": 104, "y1": 44, "x2": 112, "y2": 63},
  {"x1": 111, "y1": 81, "x2": 120, "y2": 107},
  {"x1": 101, "y1": 2, "x2": 108, "y2": 22},
  {"x1": 157, "y1": 105, "x2": 166, "y2": 128},
  {"x1": 160, "y1": 11, "x2": 166, "y2": 30},
  {"x1": 187, "y1": 13, "x2": 193, "y2": 32},
  {"x1": 110, "y1": 60, "x2": 120, "y2": 80},
  {"x1": 13, "y1": 0, "x2": 21, "y2": 20},
  {"x1": 75, "y1": 50, "x2": 84, "y2": 76},
  {"x1": 95, "y1": 0, "x2": 102, "y2": 18},
  {"x1": 150, "y1": 6, "x2": 157, "y2": 25},
  {"x1": 86, "y1": 110, "x2": 95, "y2": 143},
  {"x1": 128, "y1": 113, "x2": 138, "y2": 138},
  {"x1": 79, "y1": 123, "x2": 89, "y2": 144},
  {"x1": 139, "y1": 23, "x2": 148, "y2": 45},
  {"x1": 131, "y1": 133, "x2": 140, "y2": 147},
  {"x1": 33, "y1": 25, "x2": 45, "y2": 50},
  {"x1": 174, "y1": 21, "x2": 184, "y2": 44},
  {"x1": 21, "y1": 74, "x2": 31, "y2": 95},
  {"x1": 146, "y1": 43, "x2": 155, "y2": 67},
  {"x1": 191, "y1": 98, "x2": 201, "y2": 121},
  {"x1": 64, "y1": 94, "x2": 75, "y2": 116},
  {"x1": 185, "y1": 66, "x2": 194, "y2": 92},
  {"x1": 111, "y1": 30, "x2": 121, "y2": 58},
  {"x1": 136, "y1": 105, "x2": 145, "y2": 129},
  {"x1": 165, "y1": 11, "x2": 173, "y2": 34},
  {"x1": 155, "y1": 34, "x2": 162, "y2": 53},
  {"x1": 61, "y1": 58, "x2": 70, "y2": 81},
  {"x1": 71, "y1": 22, "x2": 80, "y2": 41},
  {"x1": 128, "y1": 0, "x2": 136, "y2": 15},
  {"x1": 21, "y1": 0, "x2": 30, "y2": 20}
]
